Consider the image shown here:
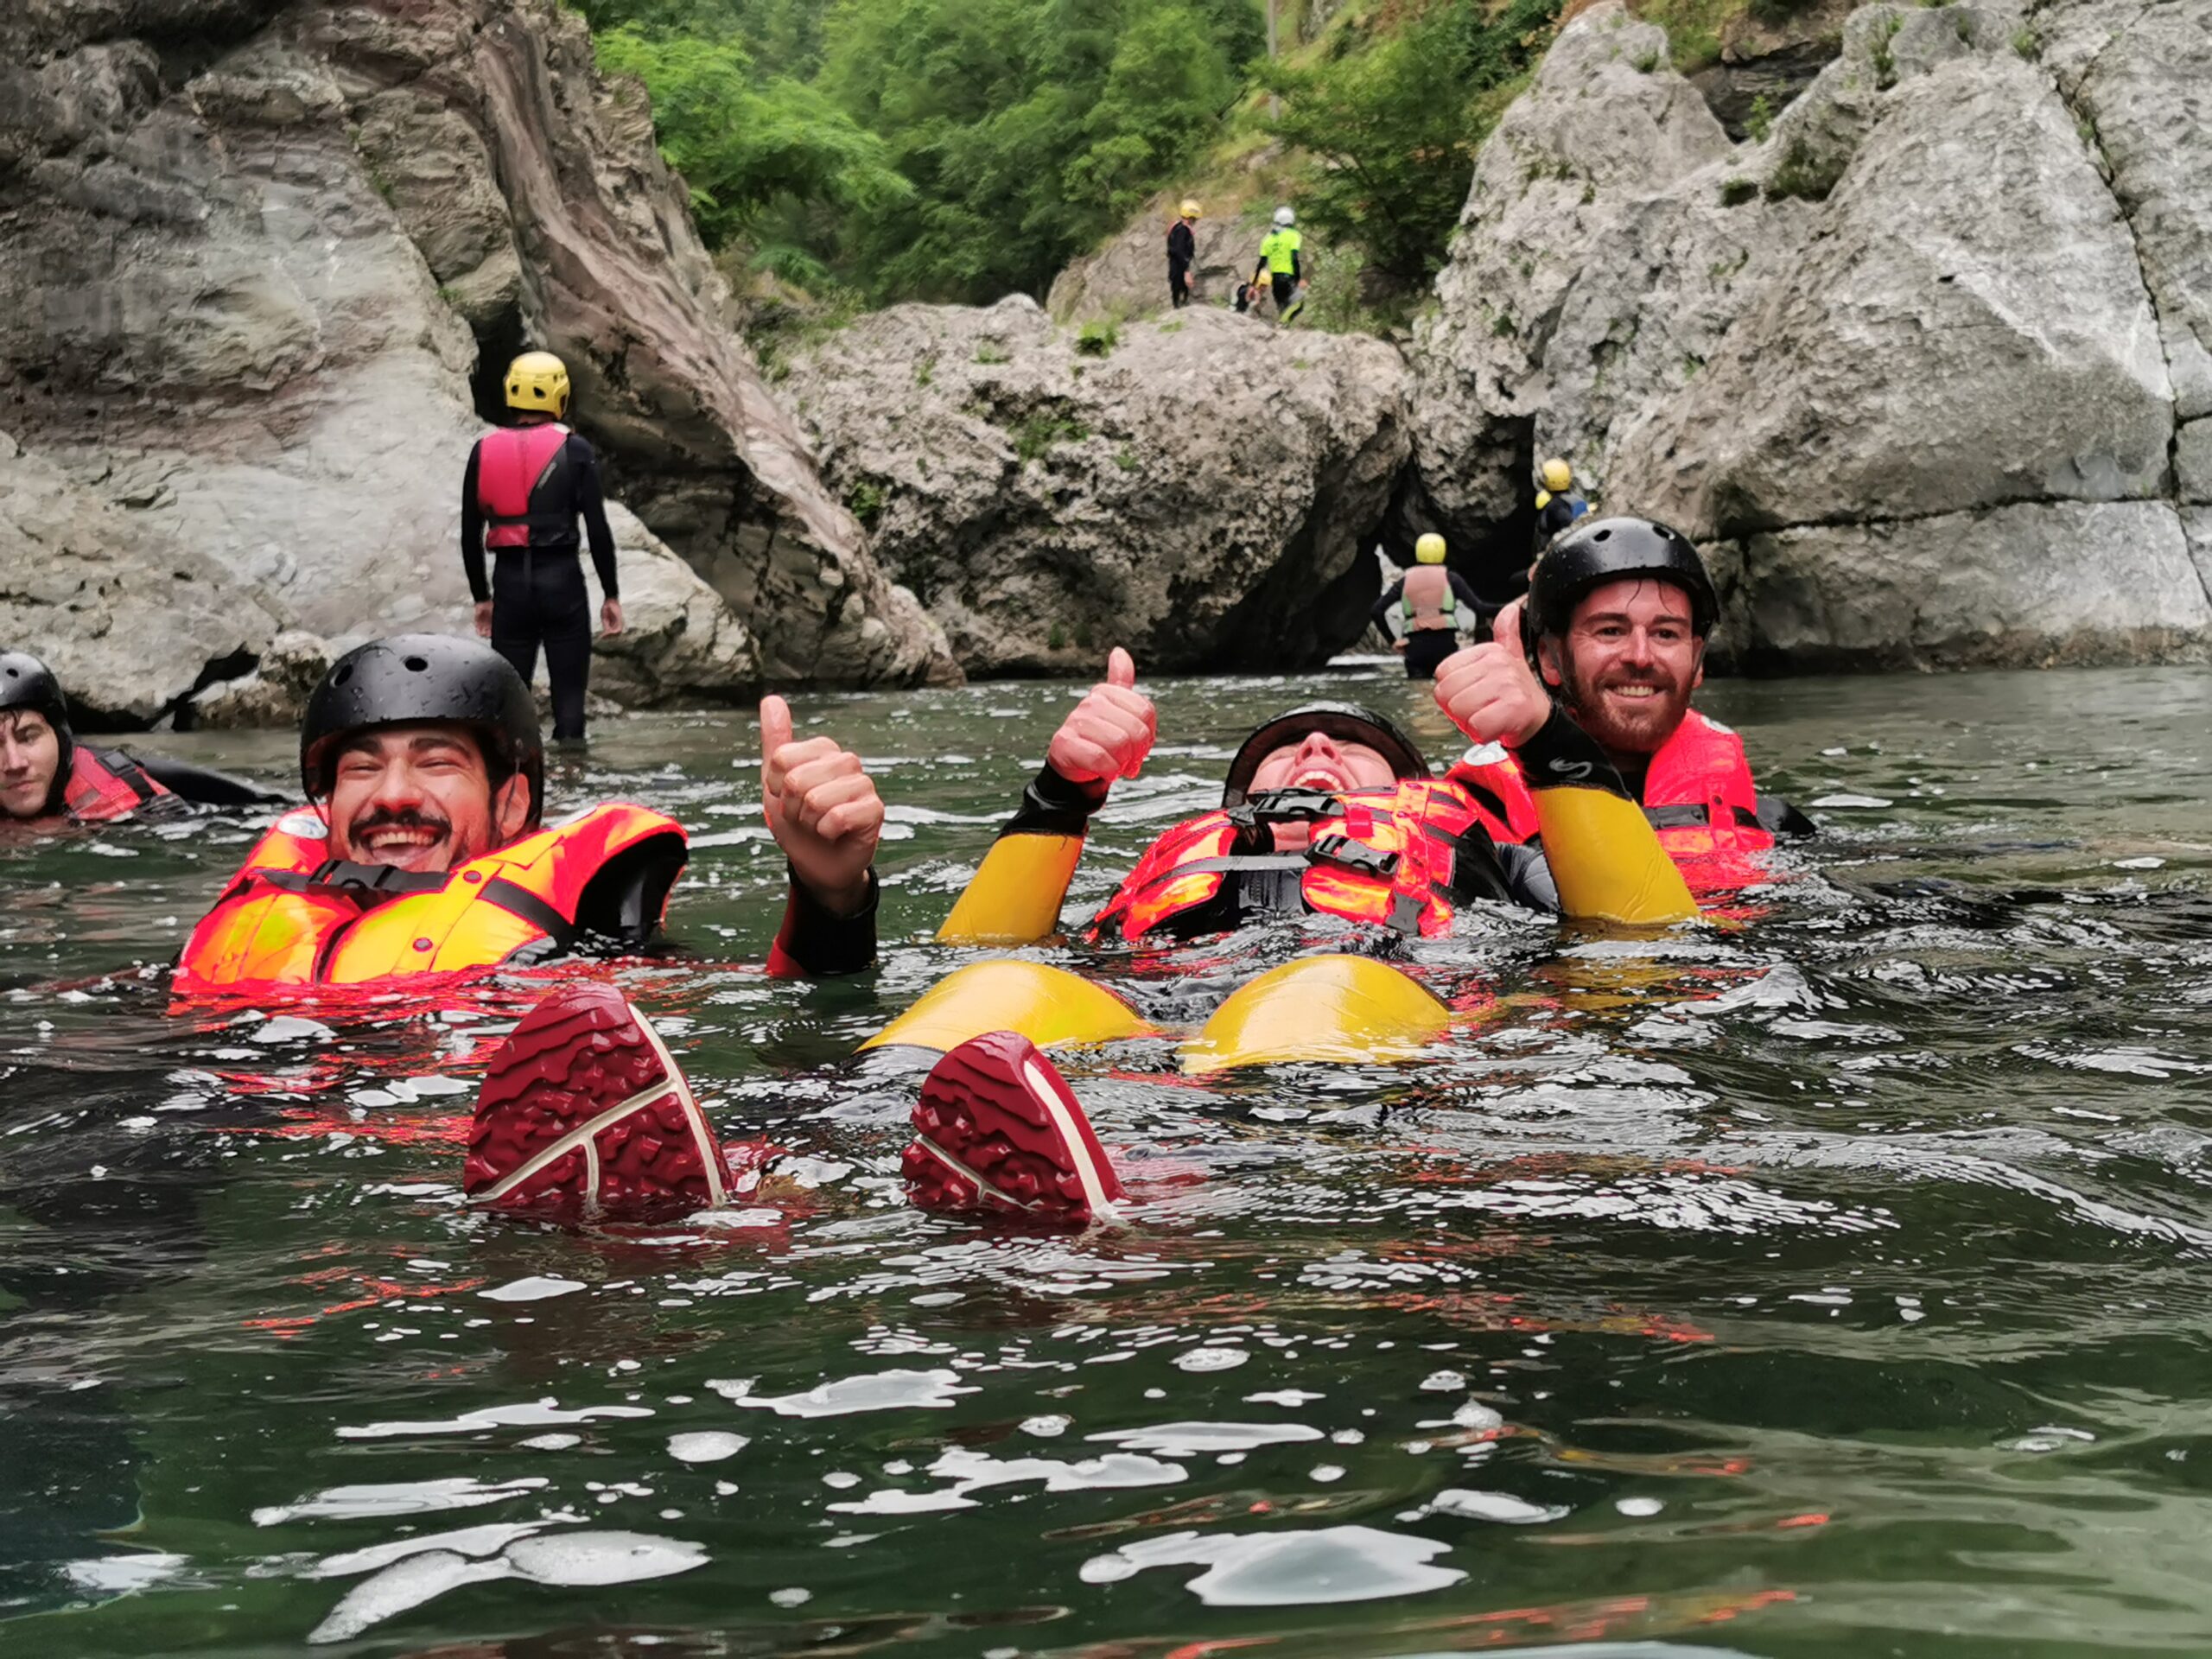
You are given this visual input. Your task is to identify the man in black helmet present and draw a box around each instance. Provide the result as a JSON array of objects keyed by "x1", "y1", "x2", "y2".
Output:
[
  {"x1": 177, "y1": 633, "x2": 885, "y2": 989},
  {"x1": 0, "y1": 650, "x2": 281, "y2": 827},
  {"x1": 1433, "y1": 516, "x2": 1808, "y2": 874}
]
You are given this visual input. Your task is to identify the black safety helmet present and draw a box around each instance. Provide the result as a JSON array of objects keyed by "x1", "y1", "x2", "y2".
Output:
[
  {"x1": 1221, "y1": 702, "x2": 1430, "y2": 807},
  {"x1": 1526, "y1": 515, "x2": 1718, "y2": 650},
  {"x1": 0, "y1": 650, "x2": 75, "y2": 816},
  {"x1": 301, "y1": 634, "x2": 543, "y2": 827}
]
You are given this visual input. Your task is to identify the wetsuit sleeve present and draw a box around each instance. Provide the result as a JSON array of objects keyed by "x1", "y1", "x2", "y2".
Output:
[
  {"x1": 766, "y1": 866, "x2": 879, "y2": 978},
  {"x1": 1371, "y1": 579, "x2": 1407, "y2": 639},
  {"x1": 1515, "y1": 709, "x2": 1695, "y2": 925},
  {"x1": 937, "y1": 762, "x2": 1105, "y2": 946},
  {"x1": 129, "y1": 753, "x2": 288, "y2": 807},
  {"x1": 461, "y1": 442, "x2": 489, "y2": 603},
  {"x1": 570, "y1": 435, "x2": 619, "y2": 600},
  {"x1": 1449, "y1": 573, "x2": 1483, "y2": 616},
  {"x1": 1497, "y1": 842, "x2": 1560, "y2": 912}
]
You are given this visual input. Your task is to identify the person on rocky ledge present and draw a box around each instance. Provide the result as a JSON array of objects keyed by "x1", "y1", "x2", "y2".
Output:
[
  {"x1": 0, "y1": 651, "x2": 282, "y2": 830},
  {"x1": 1372, "y1": 532, "x2": 1483, "y2": 680},
  {"x1": 1167, "y1": 198, "x2": 1201, "y2": 309},
  {"x1": 175, "y1": 632, "x2": 883, "y2": 995},
  {"x1": 461, "y1": 350, "x2": 624, "y2": 746}
]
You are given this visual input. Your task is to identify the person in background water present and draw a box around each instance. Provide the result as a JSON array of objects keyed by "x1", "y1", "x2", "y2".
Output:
[
  {"x1": 1168, "y1": 199, "x2": 1200, "y2": 309},
  {"x1": 0, "y1": 651, "x2": 280, "y2": 827},
  {"x1": 1532, "y1": 456, "x2": 1588, "y2": 557},
  {"x1": 1372, "y1": 533, "x2": 1484, "y2": 680},
  {"x1": 460, "y1": 350, "x2": 622, "y2": 745},
  {"x1": 1253, "y1": 205, "x2": 1306, "y2": 324}
]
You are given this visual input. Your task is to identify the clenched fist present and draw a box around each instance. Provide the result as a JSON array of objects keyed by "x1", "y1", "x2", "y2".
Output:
[
  {"x1": 1046, "y1": 647, "x2": 1157, "y2": 788},
  {"x1": 760, "y1": 695, "x2": 883, "y2": 916},
  {"x1": 1433, "y1": 598, "x2": 1552, "y2": 749}
]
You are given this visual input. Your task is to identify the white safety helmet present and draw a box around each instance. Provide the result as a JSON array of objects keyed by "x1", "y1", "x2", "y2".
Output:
[{"x1": 1273, "y1": 206, "x2": 1295, "y2": 228}]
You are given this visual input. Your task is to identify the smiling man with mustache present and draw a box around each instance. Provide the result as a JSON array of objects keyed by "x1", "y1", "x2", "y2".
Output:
[{"x1": 1434, "y1": 516, "x2": 1810, "y2": 884}]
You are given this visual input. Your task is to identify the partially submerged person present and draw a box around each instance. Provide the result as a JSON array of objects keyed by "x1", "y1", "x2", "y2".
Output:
[
  {"x1": 1532, "y1": 456, "x2": 1588, "y2": 556},
  {"x1": 176, "y1": 633, "x2": 882, "y2": 990},
  {"x1": 0, "y1": 651, "x2": 282, "y2": 829},
  {"x1": 1436, "y1": 515, "x2": 1809, "y2": 884},
  {"x1": 1372, "y1": 533, "x2": 1483, "y2": 681}
]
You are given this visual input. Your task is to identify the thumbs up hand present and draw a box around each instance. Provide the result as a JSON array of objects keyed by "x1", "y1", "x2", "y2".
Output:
[
  {"x1": 1046, "y1": 648, "x2": 1158, "y2": 788},
  {"x1": 760, "y1": 695, "x2": 882, "y2": 916},
  {"x1": 1434, "y1": 599, "x2": 1553, "y2": 749}
]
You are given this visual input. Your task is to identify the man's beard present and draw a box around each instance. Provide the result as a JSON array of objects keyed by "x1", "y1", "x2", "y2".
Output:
[
  {"x1": 341, "y1": 804, "x2": 460, "y2": 871},
  {"x1": 1556, "y1": 655, "x2": 1696, "y2": 759}
]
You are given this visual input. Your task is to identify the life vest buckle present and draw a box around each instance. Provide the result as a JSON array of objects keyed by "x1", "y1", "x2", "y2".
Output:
[
  {"x1": 1232, "y1": 788, "x2": 1342, "y2": 828},
  {"x1": 1308, "y1": 835, "x2": 1400, "y2": 879}
]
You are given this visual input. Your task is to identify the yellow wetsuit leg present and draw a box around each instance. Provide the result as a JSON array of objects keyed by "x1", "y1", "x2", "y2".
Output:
[
  {"x1": 938, "y1": 833, "x2": 1085, "y2": 947},
  {"x1": 1518, "y1": 712, "x2": 1696, "y2": 925},
  {"x1": 861, "y1": 959, "x2": 1154, "y2": 1053}
]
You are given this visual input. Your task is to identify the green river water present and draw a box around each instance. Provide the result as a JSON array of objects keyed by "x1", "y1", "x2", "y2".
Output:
[{"x1": 4, "y1": 658, "x2": 2212, "y2": 1658}]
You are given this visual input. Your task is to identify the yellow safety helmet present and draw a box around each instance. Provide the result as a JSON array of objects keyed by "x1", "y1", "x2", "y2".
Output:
[
  {"x1": 1179, "y1": 198, "x2": 1201, "y2": 219},
  {"x1": 505, "y1": 351, "x2": 571, "y2": 419},
  {"x1": 1541, "y1": 457, "x2": 1573, "y2": 493},
  {"x1": 1414, "y1": 532, "x2": 1447, "y2": 565}
]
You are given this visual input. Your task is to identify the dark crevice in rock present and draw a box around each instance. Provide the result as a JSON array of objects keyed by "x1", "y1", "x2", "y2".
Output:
[
  {"x1": 1689, "y1": 41, "x2": 1840, "y2": 141},
  {"x1": 465, "y1": 303, "x2": 528, "y2": 429}
]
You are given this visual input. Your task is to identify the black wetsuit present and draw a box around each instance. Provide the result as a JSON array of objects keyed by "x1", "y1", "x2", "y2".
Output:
[
  {"x1": 461, "y1": 426, "x2": 620, "y2": 742},
  {"x1": 1534, "y1": 493, "x2": 1586, "y2": 553},
  {"x1": 1168, "y1": 220, "x2": 1196, "y2": 308}
]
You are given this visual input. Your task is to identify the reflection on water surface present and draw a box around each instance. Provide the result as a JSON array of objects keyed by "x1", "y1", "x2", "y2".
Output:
[{"x1": 3, "y1": 662, "x2": 2212, "y2": 1656}]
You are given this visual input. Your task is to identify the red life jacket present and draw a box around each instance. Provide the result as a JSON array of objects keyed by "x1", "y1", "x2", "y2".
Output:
[
  {"x1": 175, "y1": 802, "x2": 685, "y2": 989},
  {"x1": 1454, "y1": 710, "x2": 1775, "y2": 887},
  {"x1": 476, "y1": 424, "x2": 575, "y2": 549},
  {"x1": 64, "y1": 747, "x2": 174, "y2": 823},
  {"x1": 1400, "y1": 565, "x2": 1456, "y2": 632},
  {"x1": 1089, "y1": 779, "x2": 1516, "y2": 944}
]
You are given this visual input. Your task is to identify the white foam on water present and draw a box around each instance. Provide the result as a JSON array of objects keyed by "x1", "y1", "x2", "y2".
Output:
[
  {"x1": 480, "y1": 1276, "x2": 588, "y2": 1303},
  {"x1": 668, "y1": 1432, "x2": 749, "y2": 1465},
  {"x1": 63, "y1": 1551, "x2": 188, "y2": 1593},
  {"x1": 1079, "y1": 1525, "x2": 1462, "y2": 1606},
  {"x1": 252, "y1": 1015, "x2": 336, "y2": 1044},
  {"x1": 1426, "y1": 1488, "x2": 1571, "y2": 1524},
  {"x1": 338, "y1": 1399, "x2": 652, "y2": 1440},
  {"x1": 308, "y1": 1549, "x2": 505, "y2": 1644},
  {"x1": 307, "y1": 1520, "x2": 563, "y2": 1580},
  {"x1": 1173, "y1": 1347, "x2": 1249, "y2": 1372},
  {"x1": 711, "y1": 1369, "x2": 976, "y2": 1418},
  {"x1": 830, "y1": 1446, "x2": 1185, "y2": 1516},
  {"x1": 253, "y1": 1477, "x2": 549, "y2": 1526},
  {"x1": 1245, "y1": 1389, "x2": 1325, "y2": 1407},
  {"x1": 1086, "y1": 1421, "x2": 1325, "y2": 1457},
  {"x1": 518, "y1": 1433, "x2": 583, "y2": 1451}
]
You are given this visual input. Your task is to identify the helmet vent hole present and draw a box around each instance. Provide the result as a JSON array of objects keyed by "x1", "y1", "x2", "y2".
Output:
[
  {"x1": 1592, "y1": 528, "x2": 1611, "y2": 541},
  {"x1": 333, "y1": 664, "x2": 353, "y2": 686},
  {"x1": 404, "y1": 655, "x2": 429, "y2": 673}
]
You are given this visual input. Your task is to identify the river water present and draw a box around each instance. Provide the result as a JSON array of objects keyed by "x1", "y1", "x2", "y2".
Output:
[{"x1": 4, "y1": 659, "x2": 2211, "y2": 1657}]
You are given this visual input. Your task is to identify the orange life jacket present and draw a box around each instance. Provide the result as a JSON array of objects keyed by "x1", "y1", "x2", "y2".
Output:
[
  {"x1": 1089, "y1": 779, "x2": 1516, "y2": 944},
  {"x1": 63, "y1": 747, "x2": 174, "y2": 823},
  {"x1": 1399, "y1": 565, "x2": 1455, "y2": 632},
  {"x1": 175, "y1": 802, "x2": 685, "y2": 989},
  {"x1": 477, "y1": 424, "x2": 575, "y2": 549},
  {"x1": 1454, "y1": 709, "x2": 1775, "y2": 882}
]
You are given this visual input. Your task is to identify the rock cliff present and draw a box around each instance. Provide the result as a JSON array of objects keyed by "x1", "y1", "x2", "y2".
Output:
[
  {"x1": 0, "y1": 0, "x2": 955, "y2": 728},
  {"x1": 782, "y1": 300, "x2": 1410, "y2": 675},
  {"x1": 1410, "y1": 0, "x2": 2212, "y2": 670}
]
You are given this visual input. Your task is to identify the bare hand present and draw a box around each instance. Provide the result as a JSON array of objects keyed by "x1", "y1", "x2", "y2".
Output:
[
  {"x1": 474, "y1": 601, "x2": 493, "y2": 639},
  {"x1": 1046, "y1": 648, "x2": 1156, "y2": 788},
  {"x1": 1391, "y1": 638, "x2": 1408, "y2": 653},
  {"x1": 1434, "y1": 598, "x2": 1551, "y2": 748},
  {"x1": 760, "y1": 695, "x2": 881, "y2": 916},
  {"x1": 601, "y1": 597, "x2": 625, "y2": 638}
]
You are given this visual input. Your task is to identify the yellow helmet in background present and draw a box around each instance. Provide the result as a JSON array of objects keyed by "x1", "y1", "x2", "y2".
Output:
[
  {"x1": 505, "y1": 351, "x2": 571, "y2": 419},
  {"x1": 1179, "y1": 198, "x2": 1202, "y2": 219},
  {"x1": 1414, "y1": 532, "x2": 1447, "y2": 565},
  {"x1": 1541, "y1": 457, "x2": 1573, "y2": 493}
]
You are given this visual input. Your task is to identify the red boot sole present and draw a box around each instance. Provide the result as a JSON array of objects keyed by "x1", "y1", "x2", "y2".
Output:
[{"x1": 904, "y1": 1030, "x2": 1124, "y2": 1223}]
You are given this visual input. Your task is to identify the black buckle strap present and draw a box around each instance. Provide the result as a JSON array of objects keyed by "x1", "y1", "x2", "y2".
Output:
[
  {"x1": 1308, "y1": 835, "x2": 1400, "y2": 880},
  {"x1": 259, "y1": 860, "x2": 454, "y2": 902},
  {"x1": 1227, "y1": 787, "x2": 1343, "y2": 831}
]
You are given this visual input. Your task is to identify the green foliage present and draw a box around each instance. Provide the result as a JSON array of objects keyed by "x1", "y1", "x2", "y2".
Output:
[
  {"x1": 1765, "y1": 135, "x2": 1845, "y2": 202},
  {"x1": 1013, "y1": 407, "x2": 1089, "y2": 461},
  {"x1": 1745, "y1": 93, "x2": 1774, "y2": 143},
  {"x1": 594, "y1": 23, "x2": 910, "y2": 250},
  {"x1": 2012, "y1": 22, "x2": 2042, "y2": 59},
  {"x1": 1256, "y1": 0, "x2": 1560, "y2": 288},
  {"x1": 974, "y1": 340, "x2": 1013, "y2": 365},
  {"x1": 846, "y1": 477, "x2": 886, "y2": 524},
  {"x1": 1869, "y1": 10, "x2": 1903, "y2": 87},
  {"x1": 1719, "y1": 176, "x2": 1759, "y2": 206},
  {"x1": 1076, "y1": 318, "x2": 1120, "y2": 356}
]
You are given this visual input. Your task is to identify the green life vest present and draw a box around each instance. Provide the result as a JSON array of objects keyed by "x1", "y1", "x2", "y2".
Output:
[{"x1": 1259, "y1": 227, "x2": 1302, "y2": 275}]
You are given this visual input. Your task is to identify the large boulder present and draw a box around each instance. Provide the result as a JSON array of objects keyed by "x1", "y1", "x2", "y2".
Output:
[
  {"x1": 1048, "y1": 198, "x2": 1263, "y2": 324},
  {"x1": 783, "y1": 300, "x2": 1410, "y2": 674},
  {"x1": 0, "y1": 0, "x2": 953, "y2": 728},
  {"x1": 1409, "y1": 0, "x2": 2211, "y2": 670},
  {"x1": 0, "y1": 432, "x2": 276, "y2": 726}
]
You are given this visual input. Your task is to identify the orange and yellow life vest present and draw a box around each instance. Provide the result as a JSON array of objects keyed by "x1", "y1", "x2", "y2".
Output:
[
  {"x1": 64, "y1": 747, "x2": 174, "y2": 823},
  {"x1": 175, "y1": 802, "x2": 684, "y2": 989},
  {"x1": 1455, "y1": 709, "x2": 1775, "y2": 886},
  {"x1": 1088, "y1": 778, "x2": 1517, "y2": 944}
]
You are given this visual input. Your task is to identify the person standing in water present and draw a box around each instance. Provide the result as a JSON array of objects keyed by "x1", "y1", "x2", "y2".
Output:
[
  {"x1": 1372, "y1": 533, "x2": 1483, "y2": 680},
  {"x1": 1167, "y1": 199, "x2": 1200, "y2": 309},
  {"x1": 460, "y1": 350, "x2": 622, "y2": 745},
  {"x1": 1532, "y1": 456, "x2": 1588, "y2": 556},
  {"x1": 1253, "y1": 206, "x2": 1306, "y2": 323}
]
